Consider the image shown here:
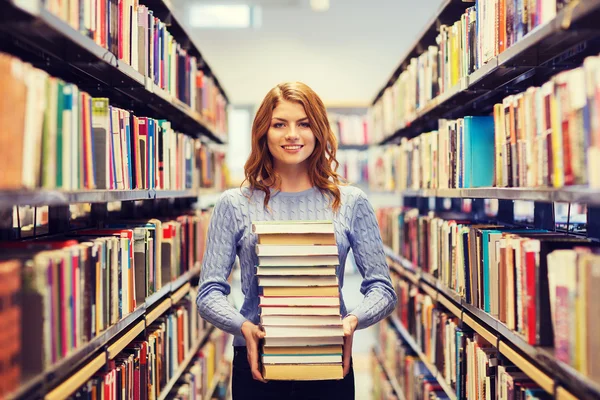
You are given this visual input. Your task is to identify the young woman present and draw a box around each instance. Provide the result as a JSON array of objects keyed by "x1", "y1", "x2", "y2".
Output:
[{"x1": 196, "y1": 82, "x2": 397, "y2": 399}]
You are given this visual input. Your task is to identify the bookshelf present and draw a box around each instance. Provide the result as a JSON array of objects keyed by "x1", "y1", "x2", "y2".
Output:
[
  {"x1": 8, "y1": 266, "x2": 204, "y2": 400},
  {"x1": 385, "y1": 247, "x2": 600, "y2": 400},
  {"x1": 372, "y1": 347, "x2": 406, "y2": 400},
  {"x1": 373, "y1": 0, "x2": 600, "y2": 144},
  {"x1": 0, "y1": 0, "x2": 227, "y2": 144},
  {"x1": 372, "y1": 1, "x2": 600, "y2": 398},
  {"x1": 0, "y1": 189, "x2": 222, "y2": 208},
  {"x1": 386, "y1": 187, "x2": 600, "y2": 204},
  {"x1": 0, "y1": 0, "x2": 230, "y2": 398}
]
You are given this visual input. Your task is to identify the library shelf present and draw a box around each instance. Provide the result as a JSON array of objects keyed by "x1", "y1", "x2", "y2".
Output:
[
  {"x1": 0, "y1": 0, "x2": 226, "y2": 144},
  {"x1": 387, "y1": 315, "x2": 457, "y2": 400},
  {"x1": 372, "y1": 0, "x2": 473, "y2": 105},
  {"x1": 394, "y1": 186, "x2": 600, "y2": 204},
  {"x1": 377, "y1": 0, "x2": 600, "y2": 144},
  {"x1": 205, "y1": 362, "x2": 231, "y2": 400},
  {"x1": 140, "y1": 0, "x2": 229, "y2": 104},
  {"x1": 8, "y1": 268, "x2": 202, "y2": 400},
  {"x1": 373, "y1": 347, "x2": 406, "y2": 400},
  {"x1": 337, "y1": 144, "x2": 371, "y2": 151},
  {"x1": 0, "y1": 189, "x2": 214, "y2": 209},
  {"x1": 384, "y1": 246, "x2": 600, "y2": 400},
  {"x1": 156, "y1": 326, "x2": 215, "y2": 400}
]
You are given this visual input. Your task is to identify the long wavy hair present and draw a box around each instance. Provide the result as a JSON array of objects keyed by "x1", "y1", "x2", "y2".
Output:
[{"x1": 243, "y1": 82, "x2": 344, "y2": 211}]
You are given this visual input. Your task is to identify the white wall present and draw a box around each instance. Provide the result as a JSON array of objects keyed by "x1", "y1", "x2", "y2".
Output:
[{"x1": 173, "y1": 0, "x2": 442, "y2": 106}]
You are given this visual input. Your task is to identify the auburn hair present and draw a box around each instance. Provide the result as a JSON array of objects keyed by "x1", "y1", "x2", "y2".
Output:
[{"x1": 243, "y1": 82, "x2": 344, "y2": 210}]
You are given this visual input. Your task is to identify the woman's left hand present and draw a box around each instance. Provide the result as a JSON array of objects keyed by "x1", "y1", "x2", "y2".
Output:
[{"x1": 342, "y1": 314, "x2": 358, "y2": 377}]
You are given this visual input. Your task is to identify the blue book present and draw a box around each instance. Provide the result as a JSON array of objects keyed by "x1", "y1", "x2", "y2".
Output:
[{"x1": 463, "y1": 116, "x2": 495, "y2": 188}]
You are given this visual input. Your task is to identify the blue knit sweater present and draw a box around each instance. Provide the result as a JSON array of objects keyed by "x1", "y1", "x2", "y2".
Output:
[{"x1": 196, "y1": 185, "x2": 398, "y2": 346}]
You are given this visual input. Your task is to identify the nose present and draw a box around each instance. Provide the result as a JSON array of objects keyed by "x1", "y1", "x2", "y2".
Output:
[{"x1": 285, "y1": 126, "x2": 300, "y2": 141}]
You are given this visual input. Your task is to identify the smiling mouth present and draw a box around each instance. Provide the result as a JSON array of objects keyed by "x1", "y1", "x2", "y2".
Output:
[{"x1": 281, "y1": 145, "x2": 304, "y2": 150}]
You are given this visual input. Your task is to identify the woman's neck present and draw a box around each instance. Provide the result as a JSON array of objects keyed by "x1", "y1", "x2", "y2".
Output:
[{"x1": 273, "y1": 163, "x2": 313, "y2": 193}]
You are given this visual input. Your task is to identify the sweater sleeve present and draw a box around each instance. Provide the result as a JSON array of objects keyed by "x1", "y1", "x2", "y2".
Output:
[
  {"x1": 347, "y1": 190, "x2": 398, "y2": 329},
  {"x1": 196, "y1": 191, "x2": 247, "y2": 335}
]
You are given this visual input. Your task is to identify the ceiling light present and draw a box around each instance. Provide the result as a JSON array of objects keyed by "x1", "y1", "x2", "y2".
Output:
[{"x1": 310, "y1": 0, "x2": 329, "y2": 12}]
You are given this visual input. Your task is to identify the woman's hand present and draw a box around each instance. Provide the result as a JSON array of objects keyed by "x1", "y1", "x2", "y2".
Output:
[
  {"x1": 241, "y1": 321, "x2": 267, "y2": 382},
  {"x1": 342, "y1": 314, "x2": 358, "y2": 377}
]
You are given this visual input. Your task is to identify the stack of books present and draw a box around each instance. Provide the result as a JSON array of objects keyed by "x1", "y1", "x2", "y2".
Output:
[{"x1": 252, "y1": 220, "x2": 344, "y2": 380}]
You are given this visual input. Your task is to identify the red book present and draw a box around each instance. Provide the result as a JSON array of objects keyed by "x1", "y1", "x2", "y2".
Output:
[{"x1": 524, "y1": 241, "x2": 538, "y2": 345}]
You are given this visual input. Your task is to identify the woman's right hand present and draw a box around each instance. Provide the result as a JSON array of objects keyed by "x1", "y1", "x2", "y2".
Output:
[{"x1": 241, "y1": 321, "x2": 267, "y2": 382}]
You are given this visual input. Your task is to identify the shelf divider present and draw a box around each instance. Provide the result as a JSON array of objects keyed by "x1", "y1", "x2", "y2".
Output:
[
  {"x1": 107, "y1": 320, "x2": 146, "y2": 359},
  {"x1": 498, "y1": 341, "x2": 554, "y2": 394},
  {"x1": 44, "y1": 353, "x2": 106, "y2": 400}
]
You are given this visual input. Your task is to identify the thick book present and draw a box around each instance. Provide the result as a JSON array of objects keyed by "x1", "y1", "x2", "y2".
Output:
[
  {"x1": 255, "y1": 244, "x2": 338, "y2": 257},
  {"x1": 257, "y1": 276, "x2": 338, "y2": 287},
  {"x1": 256, "y1": 266, "x2": 337, "y2": 277},
  {"x1": 262, "y1": 364, "x2": 343, "y2": 380},
  {"x1": 260, "y1": 315, "x2": 342, "y2": 327},
  {"x1": 252, "y1": 220, "x2": 335, "y2": 235}
]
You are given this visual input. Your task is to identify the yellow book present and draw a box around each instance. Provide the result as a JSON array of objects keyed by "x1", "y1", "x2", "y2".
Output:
[
  {"x1": 257, "y1": 233, "x2": 336, "y2": 245},
  {"x1": 262, "y1": 286, "x2": 339, "y2": 297},
  {"x1": 548, "y1": 80, "x2": 564, "y2": 188},
  {"x1": 262, "y1": 364, "x2": 343, "y2": 381}
]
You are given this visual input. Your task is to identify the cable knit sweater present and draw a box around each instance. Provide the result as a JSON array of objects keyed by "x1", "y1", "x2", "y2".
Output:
[{"x1": 196, "y1": 185, "x2": 398, "y2": 346}]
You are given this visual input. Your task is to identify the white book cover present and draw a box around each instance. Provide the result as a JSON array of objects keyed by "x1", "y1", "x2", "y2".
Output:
[
  {"x1": 258, "y1": 255, "x2": 339, "y2": 267},
  {"x1": 260, "y1": 315, "x2": 342, "y2": 327},
  {"x1": 263, "y1": 325, "x2": 343, "y2": 338},
  {"x1": 262, "y1": 354, "x2": 342, "y2": 364},
  {"x1": 256, "y1": 244, "x2": 338, "y2": 257},
  {"x1": 257, "y1": 276, "x2": 337, "y2": 287},
  {"x1": 252, "y1": 221, "x2": 334, "y2": 235},
  {"x1": 264, "y1": 336, "x2": 344, "y2": 347},
  {"x1": 256, "y1": 267, "x2": 336, "y2": 277},
  {"x1": 259, "y1": 295, "x2": 339, "y2": 307},
  {"x1": 260, "y1": 307, "x2": 340, "y2": 316}
]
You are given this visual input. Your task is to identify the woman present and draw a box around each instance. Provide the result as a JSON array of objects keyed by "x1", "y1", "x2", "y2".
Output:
[{"x1": 196, "y1": 81, "x2": 397, "y2": 399}]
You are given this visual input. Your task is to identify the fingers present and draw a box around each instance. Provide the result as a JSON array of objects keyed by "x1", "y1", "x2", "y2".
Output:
[
  {"x1": 342, "y1": 334, "x2": 353, "y2": 377},
  {"x1": 247, "y1": 332, "x2": 268, "y2": 383},
  {"x1": 250, "y1": 351, "x2": 267, "y2": 383}
]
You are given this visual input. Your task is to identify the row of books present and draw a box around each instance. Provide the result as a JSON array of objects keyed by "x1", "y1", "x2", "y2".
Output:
[
  {"x1": 376, "y1": 53, "x2": 600, "y2": 190},
  {"x1": 42, "y1": 0, "x2": 228, "y2": 135},
  {"x1": 328, "y1": 113, "x2": 371, "y2": 146},
  {"x1": 371, "y1": 355, "x2": 399, "y2": 400},
  {"x1": 253, "y1": 221, "x2": 344, "y2": 381},
  {"x1": 0, "y1": 52, "x2": 226, "y2": 191},
  {"x1": 384, "y1": 281, "x2": 554, "y2": 400},
  {"x1": 377, "y1": 206, "x2": 600, "y2": 384},
  {"x1": 376, "y1": 323, "x2": 451, "y2": 400},
  {"x1": 337, "y1": 150, "x2": 369, "y2": 186},
  {"x1": 66, "y1": 290, "x2": 227, "y2": 400},
  {"x1": 370, "y1": 0, "x2": 576, "y2": 141},
  {"x1": 0, "y1": 209, "x2": 211, "y2": 397},
  {"x1": 170, "y1": 328, "x2": 229, "y2": 400}
]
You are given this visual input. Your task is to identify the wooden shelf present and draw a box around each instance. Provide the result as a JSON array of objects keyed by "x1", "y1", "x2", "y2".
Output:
[
  {"x1": 385, "y1": 246, "x2": 600, "y2": 400},
  {"x1": 145, "y1": 299, "x2": 173, "y2": 327},
  {"x1": 107, "y1": 320, "x2": 146, "y2": 359},
  {"x1": 0, "y1": 189, "x2": 207, "y2": 209},
  {"x1": 498, "y1": 341, "x2": 554, "y2": 394},
  {"x1": 44, "y1": 354, "x2": 106, "y2": 400},
  {"x1": 388, "y1": 315, "x2": 457, "y2": 400},
  {"x1": 0, "y1": 0, "x2": 226, "y2": 144},
  {"x1": 394, "y1": 187, "x2": 600, "y2": 205},
  {"x1": 171, "y1": 282, "x2": 191, "y2": 304},
  {"x1": 373, "y1": 347, "x2": 406, "y2": 400}
]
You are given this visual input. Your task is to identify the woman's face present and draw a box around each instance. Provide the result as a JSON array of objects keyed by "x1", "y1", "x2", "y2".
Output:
[{"x1": 267, "y1": 100, "x2": 316, "y2": 171}]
